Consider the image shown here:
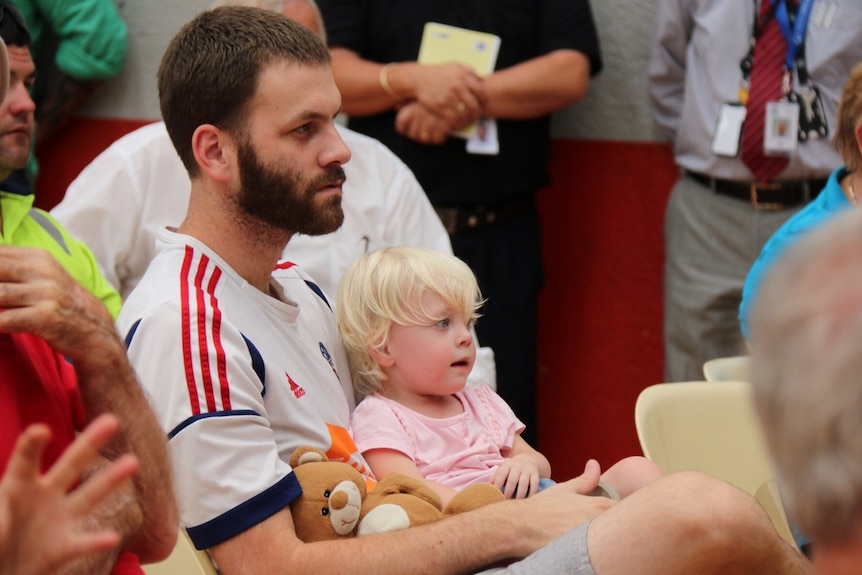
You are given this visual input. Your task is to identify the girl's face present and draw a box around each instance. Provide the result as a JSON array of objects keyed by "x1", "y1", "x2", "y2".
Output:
[{"x1": 377, "y1": 291, "x2": 476, "y2": 400}]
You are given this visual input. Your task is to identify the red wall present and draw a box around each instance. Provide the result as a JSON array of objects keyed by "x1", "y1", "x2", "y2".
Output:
[
  {"x1": 34, "y1": 117, "x2": 155, "y2": 211},
  {"x1": 537, "y1": 139, "x2": 676, "y2": 480},
  {"x1": 35, "y1": 119, "x2": 678, "y2": 483}
]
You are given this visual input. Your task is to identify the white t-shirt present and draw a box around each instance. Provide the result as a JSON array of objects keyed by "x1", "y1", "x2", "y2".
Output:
[{"x1": 118, "y1": 228, "x2": 370, "y2": 550}]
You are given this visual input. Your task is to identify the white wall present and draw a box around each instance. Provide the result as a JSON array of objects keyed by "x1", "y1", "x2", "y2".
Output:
[
  {"x1": 89, "y1": 0, "x2": 663, "y2": 143},
  {"x1": 86, "y1": 0, "x2": 211, "y2": 120},
  {"x1": 553, "y1": 0, "x2": 664, "y2": 142}
]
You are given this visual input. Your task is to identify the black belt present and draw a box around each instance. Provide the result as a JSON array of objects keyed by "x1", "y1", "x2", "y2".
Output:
[
  {"x1": 434, "y1": 196, "x2": 535, "y2": 235},
  {"x1": 688, "y1": 171, "x2": 826, "y2": 210}
]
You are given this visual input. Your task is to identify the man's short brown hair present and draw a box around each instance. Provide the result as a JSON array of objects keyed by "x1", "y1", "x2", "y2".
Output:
[{"x1": 158, "y1": 6, "x2": 330, "y2": 177}]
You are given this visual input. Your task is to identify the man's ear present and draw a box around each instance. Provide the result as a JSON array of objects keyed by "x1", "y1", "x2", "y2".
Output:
[
  {"x1": 191, "y1": 124, "x2": 235, "y2": 183},
  {"x1": 855, "y1": 122, "x2": 862, "y2": 156},
  {"x1": 368, "y1": 343, "x2": 395, "y2": 367}
]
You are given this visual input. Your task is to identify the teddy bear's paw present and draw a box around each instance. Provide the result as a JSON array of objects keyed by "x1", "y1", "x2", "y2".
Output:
[
  {"x1": 356, "y1": 503, "x2": 412, "y2": 536},
  {"x1": 443, "y1": 483, "x2": 505, "y2": 515}
]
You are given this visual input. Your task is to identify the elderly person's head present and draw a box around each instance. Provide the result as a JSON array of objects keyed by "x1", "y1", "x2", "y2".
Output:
[
  {"x1": 750, "y1": 207, "x2": 862, "y2": 543},
  {"x1": 835, "y1": 61, "x2": 862, "y2": 172}
]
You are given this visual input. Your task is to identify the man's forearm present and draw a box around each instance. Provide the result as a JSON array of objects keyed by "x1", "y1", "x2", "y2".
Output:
[
  {"x1": 54, "y1": 475, "x2": 129, "y2": 575},
  {"x1": 73, "y1": 336, "x2": 178, "y2": 563},
  {"x1": 330, "y1": 47, "x2": 485, "y2": 125},
  {"x1": 483, "y1": 50, "x2": 591, "y2": 119},
  {"x1": 212, "y1": 481, "x2": 611, "y2": 575},
  {"x1": 214, "y1": 501, "x2": 538, "y2": 575},
  {"x1": 330, "y1": 48, "x2": 405, "y2": 116}
]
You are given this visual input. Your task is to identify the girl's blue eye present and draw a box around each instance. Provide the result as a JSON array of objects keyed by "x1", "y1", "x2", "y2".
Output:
[{"x1": 436, "y1": 318, "x2": 450, "y2": 328}]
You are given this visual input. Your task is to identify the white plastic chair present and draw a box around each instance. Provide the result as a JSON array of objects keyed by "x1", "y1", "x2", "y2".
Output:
[
  {"x1": 702, "y1": 355, "x2": 751, "y2": 382},
  {"x1": 142, "y1": 531, "x2": 219, "y2": 575},
  {"x1": 634, "y1": 380, "x2": 795, "y2": 546}
]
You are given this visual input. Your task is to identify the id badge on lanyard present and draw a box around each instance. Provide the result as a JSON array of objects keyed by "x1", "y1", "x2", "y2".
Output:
[
  {"x1": 717, "y1": 0, "x2": 823, "y2": 157},
  {"x1": 769, "y1": 0, "x2": 826, "y2": 146}
]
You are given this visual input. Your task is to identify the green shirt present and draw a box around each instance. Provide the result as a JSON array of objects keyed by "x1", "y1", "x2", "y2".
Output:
[
  {"x1": 0, "y1": 191, "x2": 121, "y2": 319},
  {"x1": 10, "y1": 0, "x2": 127, "y2": 80}
]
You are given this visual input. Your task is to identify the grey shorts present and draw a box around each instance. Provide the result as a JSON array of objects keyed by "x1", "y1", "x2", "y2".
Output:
[{"x1": 474, "y1": 520, "x2": 594, "y2": 575}]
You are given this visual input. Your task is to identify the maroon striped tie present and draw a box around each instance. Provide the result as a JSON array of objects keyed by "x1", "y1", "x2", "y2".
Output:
[{"x1": 740, "y1": 1, "x2": 789, "y2": 183}]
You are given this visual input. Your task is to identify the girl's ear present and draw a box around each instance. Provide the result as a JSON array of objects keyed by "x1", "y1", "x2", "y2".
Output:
[{"x1": 368, "y1": 343, "x2": 394, "y2": 367}]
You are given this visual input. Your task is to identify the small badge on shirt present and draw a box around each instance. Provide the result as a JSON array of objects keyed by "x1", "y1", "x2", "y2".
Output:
[
  {"x1": 466, "y1": 118, "x2": 499, "y2": 155},
  {"x1": 712, "y1": 103, "x2": 747, "y2": 157},
  {"x1": 764, "y1": 101, "x2": 800, "y2": 155}
]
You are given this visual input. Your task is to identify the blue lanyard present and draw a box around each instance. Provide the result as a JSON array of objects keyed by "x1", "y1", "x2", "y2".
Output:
[{"x1": 772, "y1": 0, "x2": 815, "y2": 70}]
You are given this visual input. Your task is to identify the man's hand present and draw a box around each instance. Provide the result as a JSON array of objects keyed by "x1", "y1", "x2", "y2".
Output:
[
  {"x1": 407, "y1": 63, "x2": 486, "y2": 128},
  {"x1": 0, "y1": 245, "x2": 117, "y2": 362},
  {"x1": 0, "y1": 415, "x2": 139, "y2": 575},
  {"x1": 395, "y1": 102, "x2": 452, "y2": 145}
]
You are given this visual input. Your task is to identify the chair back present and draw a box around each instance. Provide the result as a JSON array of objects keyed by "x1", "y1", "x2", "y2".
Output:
[
  {"x1": 702, "y1": 355, "x2": 750, "y2": 382},
  {"x1": 142, "y1": 531, "x2": 219, "y2": 575},
  {"x1": 635, "y1": 380, "x2": 795, "y2": 545}
]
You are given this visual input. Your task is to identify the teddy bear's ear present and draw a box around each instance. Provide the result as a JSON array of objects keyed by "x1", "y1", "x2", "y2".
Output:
[{"x1": 290, "y1": 446, "x2": 329, "y2": 468}]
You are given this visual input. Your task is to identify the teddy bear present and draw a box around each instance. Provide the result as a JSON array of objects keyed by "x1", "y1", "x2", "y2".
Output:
[
  {"x1": 288, "y1": 446, "x2": 504, "y2": 542},
  {"x1": 288, "y1": 446, "x2": 368, "y2": 542}
]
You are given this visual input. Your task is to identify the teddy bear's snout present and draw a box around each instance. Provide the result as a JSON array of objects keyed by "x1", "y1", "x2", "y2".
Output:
[{"x1": 330, "y1": 490, "x2": 349, "y2": 510}]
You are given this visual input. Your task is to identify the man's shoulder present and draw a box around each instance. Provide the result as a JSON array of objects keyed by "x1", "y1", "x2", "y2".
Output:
[
  {"x1": 99, "y1": 121, "x2": 173, "y2": 160},
  {"x1": 120, "y1": 238, "x2": 199, "y2": 314},
  {"x1": 10, "y1": 201, "x2": 86, "y2": 260},
  {"x1": 336, "y1": 123, "x2": 421, "y2": 201}
]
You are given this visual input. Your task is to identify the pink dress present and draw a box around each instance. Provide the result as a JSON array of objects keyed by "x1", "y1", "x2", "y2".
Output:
[{"x1": 349, "y1": 385, "x2": 524, "y2": 489}]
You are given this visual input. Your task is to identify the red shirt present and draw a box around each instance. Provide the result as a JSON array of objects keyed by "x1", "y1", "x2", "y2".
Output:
[{"x1": 0, "y1": 332, "x2": 143, "y2": 574}]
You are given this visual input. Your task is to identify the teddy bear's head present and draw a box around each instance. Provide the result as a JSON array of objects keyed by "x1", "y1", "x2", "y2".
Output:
[{"x1": 288, "y1": 446, "x2": 368, "y2": 542}]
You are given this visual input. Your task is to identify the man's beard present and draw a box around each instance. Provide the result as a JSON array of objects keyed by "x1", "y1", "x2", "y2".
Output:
[{"x1": 236, "y1": 138, "x2": 345, "y2": 236}]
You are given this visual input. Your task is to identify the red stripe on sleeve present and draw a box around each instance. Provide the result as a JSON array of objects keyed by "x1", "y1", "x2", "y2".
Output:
[
  {"x1": 181, "y1": 246, "x2": 202, "y2": 415},
  {"x1": 194, "y1": 254, "x2": 217, "y2": 413},
  {"x1": 206, "y1": 267, "x2": 231, "y2": 410}
]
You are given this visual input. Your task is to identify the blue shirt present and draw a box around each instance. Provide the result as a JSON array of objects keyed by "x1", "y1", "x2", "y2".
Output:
[{"x1": 739, "y1": 167, "x2": 851, "y2": 340}]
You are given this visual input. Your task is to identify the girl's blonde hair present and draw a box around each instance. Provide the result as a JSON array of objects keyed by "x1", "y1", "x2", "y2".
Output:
[{"x1": 336, "y1": 247, "x2": 483, "y2": 397}]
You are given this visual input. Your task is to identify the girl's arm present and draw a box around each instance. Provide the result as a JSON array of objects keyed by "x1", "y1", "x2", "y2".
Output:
[{"x1": 363, "y1": 448, "x2": 459, "y2": 507}]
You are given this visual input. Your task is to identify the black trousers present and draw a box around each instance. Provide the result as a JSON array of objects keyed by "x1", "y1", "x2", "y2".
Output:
[{"x1": 451, "y1": 206, "x2": 544, "y2": 446}]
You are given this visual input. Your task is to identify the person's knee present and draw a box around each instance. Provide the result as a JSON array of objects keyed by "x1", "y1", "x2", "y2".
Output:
[
  {"x1": 602, "y1": 456, "x2": 664, "y2": 499},
  {"x1": 662, "y1": 472, "x2": 774, "y2": 545}
]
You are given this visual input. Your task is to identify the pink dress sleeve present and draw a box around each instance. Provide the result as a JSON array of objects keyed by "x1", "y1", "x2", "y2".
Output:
[{"x1": 349, "y1": 394, "x2": 418, "y2": 460}]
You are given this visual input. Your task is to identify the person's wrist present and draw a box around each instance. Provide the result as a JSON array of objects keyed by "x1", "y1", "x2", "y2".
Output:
[{"x1": 379, "y1": 63, "x2": 402, "y2": 101}]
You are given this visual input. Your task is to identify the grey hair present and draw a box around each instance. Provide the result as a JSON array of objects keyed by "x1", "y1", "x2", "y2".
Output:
[{"x1": 750, "y1": 208, "x2": 862, "y2": 542}]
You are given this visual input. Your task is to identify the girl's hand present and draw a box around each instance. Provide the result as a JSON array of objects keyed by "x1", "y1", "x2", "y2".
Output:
[{"x1": 491, "y1": 456, "x2": 541, "y2": 499}]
